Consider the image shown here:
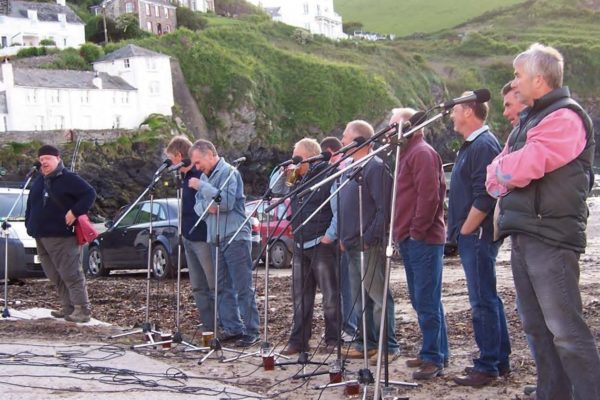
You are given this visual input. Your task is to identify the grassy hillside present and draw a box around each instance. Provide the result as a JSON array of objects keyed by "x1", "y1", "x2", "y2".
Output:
[{"x1": 334, "y1": 0, "x2": 527, "y2": 36}]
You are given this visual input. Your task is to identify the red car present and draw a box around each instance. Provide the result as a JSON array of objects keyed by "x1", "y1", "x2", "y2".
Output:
[{"x1": 245, "y1": 198, "x2": 294, "y2": 268}]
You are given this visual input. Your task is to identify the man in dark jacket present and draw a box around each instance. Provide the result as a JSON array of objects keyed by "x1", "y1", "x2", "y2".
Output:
[
  {"x1": 337, "y1": 120, "x2": 399, "y2": 361},
  {"x1": 25, "y1": 145, "x2": 96, "y2": 323},
  {"x1": 486, "y1": 43, "x2": 600, "y2": 399},
  {"x1": 271, "y1": 138, "x2": 339, "y2": 355},
  {"x1": 448, "y1": 97, "x2": 511, "y2": 387}
]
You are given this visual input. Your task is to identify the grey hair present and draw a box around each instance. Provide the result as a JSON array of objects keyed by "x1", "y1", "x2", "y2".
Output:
[
  {"x1": 189, "y1": 139, "x2": 218, "y2": 157},
  {"x1": 513, "y1": 43, "x2": 564, "y2": 89},
  {"x1": 346, "y1": 120, "x2": 374, "y2": 140},
  {"x1": 295, "y1": 138, "x2": 321, "y2": 157}
]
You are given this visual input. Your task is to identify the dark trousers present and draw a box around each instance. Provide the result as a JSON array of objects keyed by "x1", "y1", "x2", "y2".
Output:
[
  {"x1": 511, "y1": 234, "x2": 600, "y2": 400},
  {"x1": 288, "y1": 242, "x2": 338, "y2": 350}
]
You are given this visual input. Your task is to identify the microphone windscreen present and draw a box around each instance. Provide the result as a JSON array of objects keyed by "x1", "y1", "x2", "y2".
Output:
[
  {"x1": 34, "y1": 160, "x2": 42, "y2": 168},
  {"x1": 409, "y1": 111, "x2": 427, "y2": 127},
  {"x1": 474, "y1": 88, "x2": 491, "y2": 103},
  {"x1": 292, "y1": 155, "x2": 303, "y2": 164},
  {"x1": 321, "y1": 151, "x2": 332, "y2": 162},
  {"x1": 355, "y1": 136, "x2": 366, "y2": 145},
  {"x1": 182, "y1": 158, "x2": 191, "y2": 167}
]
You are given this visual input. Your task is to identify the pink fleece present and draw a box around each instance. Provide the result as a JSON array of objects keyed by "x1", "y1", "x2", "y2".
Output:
[{"x1": 486, "y1": 109, "x2": 586, "y2": 198}]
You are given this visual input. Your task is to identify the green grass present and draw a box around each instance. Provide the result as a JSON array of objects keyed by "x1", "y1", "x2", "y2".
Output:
[{"x1": 334, "y1": 0, "x2": 527, "y2": 36}]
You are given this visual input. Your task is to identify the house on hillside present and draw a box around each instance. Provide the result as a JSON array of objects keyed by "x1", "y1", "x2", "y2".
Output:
[
  {"x1": 0, "y1": 0, "x2": 85, "y2": 53},
  {"x1": 246, "y1": 0, "x2": 345, "y2": 40},
  {"x1": 0, "y1": 44, "x2": 174, "y2": 132},
  {"x1": 91, "y1": 0, "x2": 177, "y2": 35},
  {"x1": 176, "y1": 0, "x2": 214, "y2": 13}
]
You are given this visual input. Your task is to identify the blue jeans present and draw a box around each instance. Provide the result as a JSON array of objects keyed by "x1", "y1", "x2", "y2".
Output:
[
  {"x1": 399, "y1": 239, "x2": 448, "y2": 367},
  {"x1": 511, "y1": 234, "x2": 600, "y2": 400},
  {"x1": 215, "y1": 240, "x2": 260, "y2": 337},
  {"x1": 457, "y1": 233, "x2": 510, "y2": 374},
  {"x1": 340, "y1": 251, "x2": 358, "y2": 336},
  {"x1": 183, "y1": 238, "x2": 215, "y2": 331},
  {"x1": 346, "y1": 244, "x2": 399, "y2": 353}
]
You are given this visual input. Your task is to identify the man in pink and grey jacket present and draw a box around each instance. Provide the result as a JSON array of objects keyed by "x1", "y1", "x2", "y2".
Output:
[{"x1": 486, "y1": 43, "x2": 599, "y2": 400}]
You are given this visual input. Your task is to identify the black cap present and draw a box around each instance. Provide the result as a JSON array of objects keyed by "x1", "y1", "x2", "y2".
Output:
[{"x1": 37, "y1": 145, "x2": 60, "y2": 157}]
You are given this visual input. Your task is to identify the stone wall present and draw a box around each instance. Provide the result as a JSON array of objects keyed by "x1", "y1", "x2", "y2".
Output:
[{"x1": 0, "y1": 129, "x2": 133, "y2": 145}]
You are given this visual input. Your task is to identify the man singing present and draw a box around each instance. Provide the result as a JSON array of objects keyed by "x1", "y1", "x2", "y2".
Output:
[
  {"x1": 189, "y1": 139, "x2": 260, "y2": 348},
  {"x1": 271, "y1": 138, "x2": 339, "y2": 355},
  {"x1": 487, "y1": 43, "x2": 600, "y2": 399}
]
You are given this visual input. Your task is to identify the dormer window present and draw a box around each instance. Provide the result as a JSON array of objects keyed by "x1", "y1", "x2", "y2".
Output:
[
  {"x1": 27, "y1": 9, "x2": 38, "y2": 20},
  {"x1": 58, "y1": 13, "x2": 66, "y2": 24},
  {"x1": 124, "y1": 58, "x2": 130, "y2": 68}
]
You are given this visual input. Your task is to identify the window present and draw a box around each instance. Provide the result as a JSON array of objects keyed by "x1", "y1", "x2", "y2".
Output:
[
  {"x1": 115, "y1": 204, "x2": 141, "y2": 228},
  {"x1": 165, "y1": 25, "x2": 170, "y2": 33},
  {"x1": 146, "y1": 57, "x2": 156, "y2": 70},
  {"x1": 121, "y1": 92, "x2": 129, "y2": 103},
  {"x1": 147, "y1": 21, "x2": 152, "y2": 31},
  {"x1": 58, "y1": 13, "x2": 66, "y2": 24},
  {"x1": 136, "y1": 202, "x2": 166, "y2": 224},
  {"x1": 164, "y1": 7, "x2": 168, "y2": 18},
  {"x1": 114, "y1": 115, "x2": 121, "y2": 128},
  {"x1": 149, "y1": 81, "x2": 159, "y2": 95},
  {"x1": 26, "y1": 89, "x2": 38, "y2": 104},
  {"x1": 145, "y1": 3, "x2": 150, "y2": 16},
  {"x1": 34, "y1": 116, "x2": 44, "y2": 131},
  {"x1": 81, "y1": 90, "x2": 89, "y2": 104},
  {"x1": 1, "y1": 36, "x2": 7, "y2": 48},
  {"x1": 27, "y1": 9, "x2": 37, "y2": 20},
  {"x1": 2, "y1": 116, "x2": 7, "y2": 132},
  {"x1": 303, "y1": 3, "x2": 309, "y2": 14},
  {"x1": 49, "y1": 90, "x2": 60, "y2": 104},
  {"x1": 52, "y1": 116, "x2": 64, "y2": 129},
  {"x1": 125, "y1": 2, "x2": 133, "y2": 13},
  {"x1": 154, "y1": 5, "x2": 159, "y2": 16},
  {"x1": 124, "y1": 58, "x2": 130, "y2": 68}
]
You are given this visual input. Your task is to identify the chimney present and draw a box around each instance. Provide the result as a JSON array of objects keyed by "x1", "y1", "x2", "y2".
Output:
[
  {"x1": 92, "y1": 71, "x2": 102, "y2": 89},
  {"x1": 1, "y1": 61, "x2": 14, "y2": 87},
  {"x1": 56, "y1": 0, "x2": 66, "y2": 6}
]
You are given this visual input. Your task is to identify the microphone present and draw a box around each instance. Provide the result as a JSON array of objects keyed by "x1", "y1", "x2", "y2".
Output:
[
  {"x1": 301, "y1": 151, "x2": 332, "y2": 164},
  {"x1": 277, "y1": 155, "x2": 303, "y2": 167},
  {"x1": 166, "y1": 158, "x2": 191, "y2": 173},
  {"x1": 26, "y1": 161, "x2": 42, "y2": 178},
  {"x1": 232, "y1": 156, "x2": 246, "y2": 164},
  {"x1": 435, "y1": 89, "x2": 491, "y2": 109},
  {"x1": 334, "y1": 137, "x2": 367, "y2": 155},
  {"x1": 154, "y1": 159, "x2": 173, "y2": 176}
]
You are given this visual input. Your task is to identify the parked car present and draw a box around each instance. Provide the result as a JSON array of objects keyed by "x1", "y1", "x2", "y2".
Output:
[
  {"x1": 0, "y1": 187, "x2": 43, "y2": 279},
  {"x1": 245, "y1": 198, "x2": 294, "y2": 268},
  {"x1": 86, "y1": 198, "x2": 185, "y2": 279}
]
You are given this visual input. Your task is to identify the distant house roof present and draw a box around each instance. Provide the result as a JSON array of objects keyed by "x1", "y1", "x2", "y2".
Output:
[
  {"x1": 94, "y1": 44, "x2": 168, "y2": 63},
  {"x1": 13, "y1": 68, "x2": 136, "y2": 90},
  {"x1": 7, "y1": 1, "x2": 83, "y2": 24},
  {"x1": 264, "y1": 6, "x2": 281, "y2": 18}
]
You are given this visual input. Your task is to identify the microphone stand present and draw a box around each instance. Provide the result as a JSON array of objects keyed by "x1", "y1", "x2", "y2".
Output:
[
  {"x1": 110, "y1": 169, "x2": 171, "y2": 346},
  {"x1": 185, "y1": 161, "x2": 246, "y2": 364},
  {"x1": 2, "y1": 170, "x2": 37, "y2": 318},
  {"x1": 373, "y1": 108, "x2": 450, "y2": 400},
  {"x1": 221, "y1": 186, "x2": 289, "y2": 363},
  {"x1": 135, "y1": 172, "x2": 201, "y2": 351}
]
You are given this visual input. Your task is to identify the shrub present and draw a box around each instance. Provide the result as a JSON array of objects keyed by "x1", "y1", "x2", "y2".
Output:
[
  {"x1": 176, "y1": 7, "x2": 208, "y2": 31},
  {"x1": 40, "y1": 38, "x2": 56, "y2": 46},
  {"x1": 79, "y1": 43, "x2": 104, "y2": 63}
]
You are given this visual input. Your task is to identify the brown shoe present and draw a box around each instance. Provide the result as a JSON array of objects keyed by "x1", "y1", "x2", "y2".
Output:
[
  {"x1": 412, "y1": 361, "x2": 443, "y2": 380},
  {"x1": 464, "y1": 365, "x2": 510, "y2": 377},
  {"x1": 50, "y1": 305, "x2": 73, "y2": 319},
  {"x1": 280, "y1": 345, "x2": 305, "y2": 356},
  {"x1": 453, "y1": 370, "x2": 496, "y2": 387},
  {"x1": 345, "y1": 347, "x2": 377, "y2": 359},
  {"x1": 406, "y1": 357, "x2": 424, "y2": 368}
]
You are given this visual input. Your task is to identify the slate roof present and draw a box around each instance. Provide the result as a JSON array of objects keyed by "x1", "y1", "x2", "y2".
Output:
[
  {"x1": 7, "y1": 1, "x2": 83, "y2": 24},
  {"x1": 12, "y1": 68, "x2": 136, "y2": 90},
  {"x1": 94, "y1": 44, "x2": 168, "y2": 63}
]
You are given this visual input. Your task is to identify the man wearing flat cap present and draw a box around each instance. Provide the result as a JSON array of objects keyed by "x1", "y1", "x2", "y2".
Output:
[{"x1": 25, "y1": 145, "x2": 96, "y2": 323}]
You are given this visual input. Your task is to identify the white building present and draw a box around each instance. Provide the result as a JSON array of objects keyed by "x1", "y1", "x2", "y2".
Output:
[
  {"x1": 0, "y1": 0, "x2": 85, "y2": 53},
  {"x1": 177, "y1": 0, "x2": 214, "y2": 13},
  {"x1": 247, "y1": 0, "x2": 345, "y2": 40},
  {"x1": 0, "y1": 44, "x2": 174, "y2": 132}
]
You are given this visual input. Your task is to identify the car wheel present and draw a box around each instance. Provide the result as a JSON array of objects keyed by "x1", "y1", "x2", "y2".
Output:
[
  {"x1": 269, "y1": 240, "x2": 291, "y2": 268},
  {"x1": 87, "y1": 246, "x2": 110, "y2": 277},
  {"x1": 152, "y1": 243, "x2": 174, "y2": 279}
]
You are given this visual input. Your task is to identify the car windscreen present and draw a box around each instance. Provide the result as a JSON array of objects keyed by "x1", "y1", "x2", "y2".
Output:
[{"x1": 0, "y1": 193, "x2": 28, "y2": 220}]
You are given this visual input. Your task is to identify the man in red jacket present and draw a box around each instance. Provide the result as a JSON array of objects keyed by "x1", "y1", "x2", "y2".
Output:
[{"x1": 391, "y1": 108, "x2": 448, "y2": 380}]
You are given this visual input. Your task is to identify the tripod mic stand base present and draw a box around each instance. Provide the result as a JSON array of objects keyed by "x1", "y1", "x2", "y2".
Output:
[{"x1": 2, "y1": 307, "x2": 10, "y2": 318}]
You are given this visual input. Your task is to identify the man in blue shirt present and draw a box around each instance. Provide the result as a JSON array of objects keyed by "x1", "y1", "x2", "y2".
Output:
[
  {"x1": 448, "y1": 95, "x2": 511, "y2": 387},
  {"x1": 189, "y1": 139, "x2": 260, "y2": 348}
]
